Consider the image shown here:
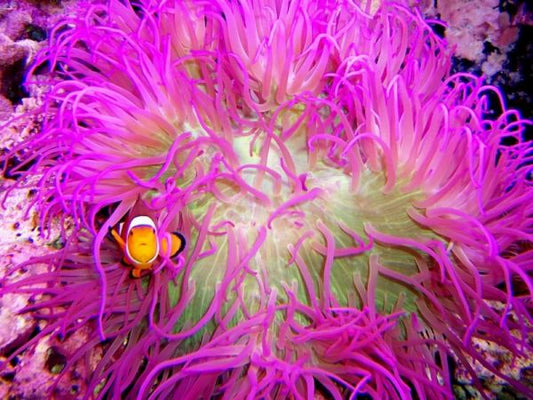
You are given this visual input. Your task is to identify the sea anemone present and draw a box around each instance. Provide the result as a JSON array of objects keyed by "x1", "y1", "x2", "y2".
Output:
[{"x1": 1, "y1": 0, "x2": 532, "y2": 399}]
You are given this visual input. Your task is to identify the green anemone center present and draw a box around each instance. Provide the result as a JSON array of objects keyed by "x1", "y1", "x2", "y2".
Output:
[{"x1": 165, "y1": 112, "x2": 440, "y2": 348}]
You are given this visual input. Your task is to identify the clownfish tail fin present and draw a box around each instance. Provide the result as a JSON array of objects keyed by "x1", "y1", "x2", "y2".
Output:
[
  {"x1": 160, "y1": 232, "x2": 186, "y2": 259},
  {"x1": 171, "y1": 232, "x2": 186, "y2": 256}
]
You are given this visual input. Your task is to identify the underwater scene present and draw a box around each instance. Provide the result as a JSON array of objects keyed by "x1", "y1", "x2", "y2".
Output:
[{"x1": 1, "y1": 0, "x2": 532, "y2": 399}]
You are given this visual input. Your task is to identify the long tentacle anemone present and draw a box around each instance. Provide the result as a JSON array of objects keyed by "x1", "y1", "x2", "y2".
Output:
[{"x1": 1, "y1": 1, "x2": 531, "y2": 399}]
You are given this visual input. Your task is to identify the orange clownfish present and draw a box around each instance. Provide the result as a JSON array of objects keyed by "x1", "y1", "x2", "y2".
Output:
[{"x1": 109, "y1": 204, "x2": 186, "y2": 278}]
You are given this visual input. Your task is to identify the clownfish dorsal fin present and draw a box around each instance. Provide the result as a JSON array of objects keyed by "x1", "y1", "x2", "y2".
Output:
[
  {"x1": 121, "y1": 196, "x2": 157, "y2": 239},
  {"x1": 125, "y1": 196, "x2": 155, "y2": 222}
]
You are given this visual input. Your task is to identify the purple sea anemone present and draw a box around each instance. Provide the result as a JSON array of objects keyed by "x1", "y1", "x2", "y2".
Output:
[{"x1": 1, "y1": 0, "x2": 532, "y2": 399}]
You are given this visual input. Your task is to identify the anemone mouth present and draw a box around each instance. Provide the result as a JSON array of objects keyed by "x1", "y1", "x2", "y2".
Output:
[{"x1": 181, "y1": 157, "x2": 428, "y2": 320}]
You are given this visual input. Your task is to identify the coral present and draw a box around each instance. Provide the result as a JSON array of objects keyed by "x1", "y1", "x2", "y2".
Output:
[
  {"x1": 0, "y1": 0, "x2": 81, "y2": 120},
  {"x1": 1, "y1": 0, "x2": 532, "y2": 399},
  {"x1": 416, "y1": 1, "x2": 533, "y2": 131}
]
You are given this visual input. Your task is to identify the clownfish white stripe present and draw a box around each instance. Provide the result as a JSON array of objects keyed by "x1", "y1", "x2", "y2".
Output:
[
  {"x1": 125, "y1": 216, "x2": 159, "y2": 265},
  {"x1": 129, "y1": 216, "x2": 157, "y2": 230}
]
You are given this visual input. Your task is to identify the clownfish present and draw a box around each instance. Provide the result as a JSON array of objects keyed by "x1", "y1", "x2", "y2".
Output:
[{"x1": 109, "y1": 201, "x2": 186, "y2": 278}]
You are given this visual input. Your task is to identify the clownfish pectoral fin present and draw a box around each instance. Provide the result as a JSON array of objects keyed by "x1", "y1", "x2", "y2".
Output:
[
  {"x1": 109, "y1": 227, "x2": 126, "y2": 252},
  {"x1": 131, "y1": 267, "x2": 142, "y2": 278},
  {"x1": 160, "y1": 232, "x2": 186, "y2": 259}
]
